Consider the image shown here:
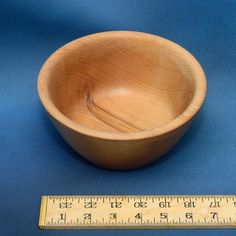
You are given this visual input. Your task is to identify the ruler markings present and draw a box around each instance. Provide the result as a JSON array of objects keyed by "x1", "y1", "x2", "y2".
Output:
[{"x1": 39, "y1": 195, "x2": 236, "y2": 229}]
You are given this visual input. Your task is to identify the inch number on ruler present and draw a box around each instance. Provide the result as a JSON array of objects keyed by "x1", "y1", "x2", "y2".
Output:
[{"x1": 39, "y1": 195, "x2": 236, "y2": 229}]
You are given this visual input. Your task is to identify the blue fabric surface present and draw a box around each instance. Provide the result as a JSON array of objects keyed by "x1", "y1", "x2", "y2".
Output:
[{"x1": 0, "y1": 1, "x2": 236, "y2": 235}]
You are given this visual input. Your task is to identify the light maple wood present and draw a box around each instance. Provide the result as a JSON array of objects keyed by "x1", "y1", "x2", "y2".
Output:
[
  {"x1": 39, "y1": 195, "x2": 236, "y2": 229},
  {"x1": 38, "y1": 31, "x2": 206, "y2": 169}
]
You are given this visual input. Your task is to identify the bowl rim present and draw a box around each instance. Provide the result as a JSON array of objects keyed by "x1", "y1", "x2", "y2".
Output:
[{"x1": 38, "y1": 31, "x2": 207, "y2": 141}]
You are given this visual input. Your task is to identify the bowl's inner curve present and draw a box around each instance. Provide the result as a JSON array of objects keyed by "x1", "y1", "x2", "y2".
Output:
[{"x1": 48, "y1": 35, "x2": 196, "y2": 133}]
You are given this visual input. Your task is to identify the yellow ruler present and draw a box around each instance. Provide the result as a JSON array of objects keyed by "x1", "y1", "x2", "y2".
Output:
[{"x1": 39, "y1": 195, "x2": 236, "y2": 229}]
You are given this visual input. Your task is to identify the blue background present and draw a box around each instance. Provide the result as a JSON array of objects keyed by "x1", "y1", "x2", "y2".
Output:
[{"x1": 0, "y1": 0, "x2": 236, "y2": 235}]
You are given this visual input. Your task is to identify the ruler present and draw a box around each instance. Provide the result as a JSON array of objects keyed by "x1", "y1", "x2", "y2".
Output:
[{"x1": 39, "y1": 195, "x2": 236, "y2": 229}]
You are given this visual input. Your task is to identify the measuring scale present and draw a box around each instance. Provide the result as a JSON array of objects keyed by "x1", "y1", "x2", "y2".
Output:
[{"x1": 39, "y1": 195, "x2": 236, "y2": 229}]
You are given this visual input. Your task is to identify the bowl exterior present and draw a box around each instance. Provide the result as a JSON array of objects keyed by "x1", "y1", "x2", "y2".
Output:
[{"x1": 49, "y1": 115, "x2": 193, "y2": 170}]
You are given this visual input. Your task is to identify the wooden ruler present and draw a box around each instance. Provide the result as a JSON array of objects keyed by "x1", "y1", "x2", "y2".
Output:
[{"x1": 39, "y1": 195, "x2": 236, "y2": 229}]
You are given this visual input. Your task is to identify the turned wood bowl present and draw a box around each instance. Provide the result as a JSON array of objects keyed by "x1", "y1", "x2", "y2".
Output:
[{"x1": 38, "y1": 31, "x2": 206, "y2": 170}]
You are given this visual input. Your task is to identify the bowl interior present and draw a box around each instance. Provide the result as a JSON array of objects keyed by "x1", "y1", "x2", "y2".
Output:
[{"x1": 46, "y1": 33, "x2": 197, "y2": 133}]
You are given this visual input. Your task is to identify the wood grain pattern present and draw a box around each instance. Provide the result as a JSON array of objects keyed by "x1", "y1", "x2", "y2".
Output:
[{"x1": 38, "y1": 31, "x2": 206, "y2": 169}]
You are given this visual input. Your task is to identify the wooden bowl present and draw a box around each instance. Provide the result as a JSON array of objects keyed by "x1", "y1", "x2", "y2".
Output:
[{"x1": 38, "y1": 31, "x2": 206, "y2": 170}]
